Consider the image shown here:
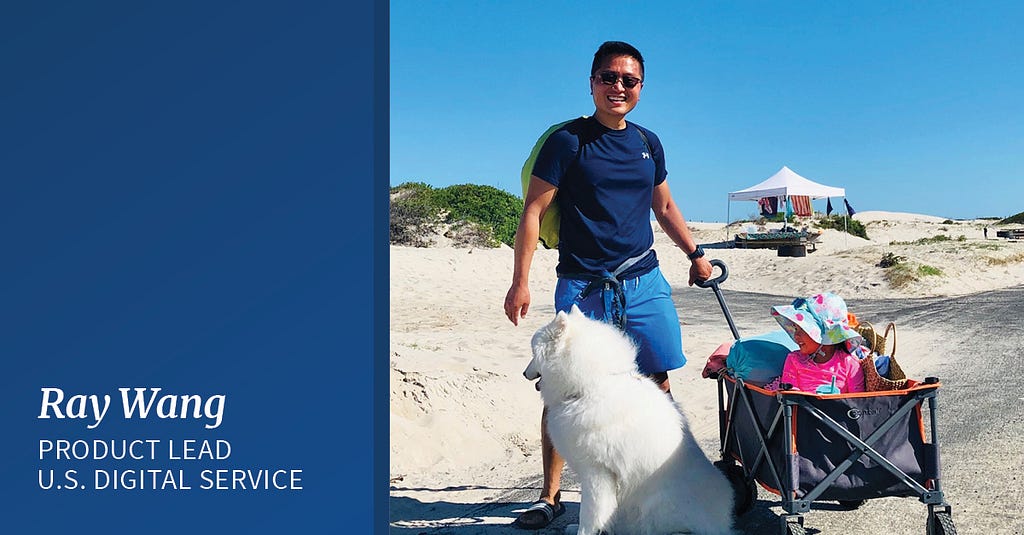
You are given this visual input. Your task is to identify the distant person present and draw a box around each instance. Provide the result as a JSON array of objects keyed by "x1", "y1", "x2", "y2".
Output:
[
  {"x1": 770, "y1": 292, "x2": 866, "y2": 394},
  {"x1": 503, "y1": 40, "x2": 712, "y2": 530},
  {"x1": 984, "y1": 227, "x2": 988, "y2": 239}
]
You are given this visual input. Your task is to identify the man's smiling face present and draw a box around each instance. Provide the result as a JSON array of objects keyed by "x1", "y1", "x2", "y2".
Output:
[{"x1": 590, "y1": 55, "x2": 643, "y2": 128}]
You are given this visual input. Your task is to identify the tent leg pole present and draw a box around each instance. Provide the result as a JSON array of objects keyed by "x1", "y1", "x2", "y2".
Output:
[{"x1": 726, "y1": 202, "x2": 730, "y2": 242}]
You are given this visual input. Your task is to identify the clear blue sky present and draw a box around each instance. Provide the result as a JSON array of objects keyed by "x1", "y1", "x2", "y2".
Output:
[{"x1": 390, "y1": 1, "x2": 1022, "y2": 222}]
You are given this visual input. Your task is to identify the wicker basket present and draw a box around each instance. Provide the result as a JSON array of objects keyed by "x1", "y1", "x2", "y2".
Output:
[
  {"x1": 855, "y1": 321, "x2": 888, "y2": 354},
  {"x1": 859, "y1": 322, "x2": 907, "y2": 391}
]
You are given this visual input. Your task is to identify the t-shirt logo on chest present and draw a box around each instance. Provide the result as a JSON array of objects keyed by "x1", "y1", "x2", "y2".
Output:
[{"x1": 641, "y1": 151, "x2": 650, "y2": 159}]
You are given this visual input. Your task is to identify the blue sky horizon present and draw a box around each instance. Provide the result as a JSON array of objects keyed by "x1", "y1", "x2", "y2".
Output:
[{"x1": 390, "y1": 1, "x2": 1021, "y2": 222}]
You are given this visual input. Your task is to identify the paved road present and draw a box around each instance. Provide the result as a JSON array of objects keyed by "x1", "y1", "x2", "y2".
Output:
[{"x1": 390, "y1": 285, "x2": 1024, "y2": 534}]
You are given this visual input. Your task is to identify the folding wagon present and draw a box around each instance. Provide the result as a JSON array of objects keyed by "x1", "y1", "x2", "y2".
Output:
[{"x1": 697, "y1": 260, "x2": 957, "y2": 535}]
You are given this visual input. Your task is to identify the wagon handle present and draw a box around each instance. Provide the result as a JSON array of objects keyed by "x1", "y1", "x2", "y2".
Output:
[
  {"x1": 694, "y1": 258, "x2": 729, "y2": 288},
  {"x1": 695, "y1": 259, "x2": 741, "y2": 340}
]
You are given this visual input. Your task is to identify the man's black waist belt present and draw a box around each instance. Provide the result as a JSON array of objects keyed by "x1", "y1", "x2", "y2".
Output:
[{"x1": 557, "y1": 249, "x2": 654, "y2": 328}]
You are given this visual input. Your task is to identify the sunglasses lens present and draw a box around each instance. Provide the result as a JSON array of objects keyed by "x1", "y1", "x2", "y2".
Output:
[{"x1": 596, "y1": 71, "x2": 641, "y2": 88}]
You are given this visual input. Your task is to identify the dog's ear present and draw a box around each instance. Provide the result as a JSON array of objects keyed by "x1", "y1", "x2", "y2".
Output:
[
  {"x1": 569, "y1": 303, "x2": 593, "y2": 319},
  {"x1": 553, "y1": 309, "x2": 571, "y2": 332}
]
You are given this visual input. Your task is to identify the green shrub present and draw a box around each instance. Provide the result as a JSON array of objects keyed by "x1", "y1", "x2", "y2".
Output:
[
  {"x1": 389, "y1": 184, "x2": 445, "y2": 247},
  {"x1": 891, "y1": 235, "x2": 957, "y2": 246},
  {"x1": 881, "y1": 261, "x2": 943, "y2": 288},
  {"x1": 389, "y1": 182, "x2": 523, "y2": 247},
  {"x1": 433, "y1": 184, "x2": 522, "y2": 246},
  {"x1": 765, "y1": 213, "x2": 791, "y2": 224},
  {"x1": 998, "y1": 211, "x2": 1024, "y2": 225},
  {"x1": 814, "y1": 215, "x2": 868, "y2": 239},
  {"x1": 391, "y1": 181, "x2": 435, "y2": 196}
]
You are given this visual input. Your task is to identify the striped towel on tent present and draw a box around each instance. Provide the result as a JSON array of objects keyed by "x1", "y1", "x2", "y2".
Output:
[{"x1": 790, "y1": 195, "x2": 812, "y2": 217}]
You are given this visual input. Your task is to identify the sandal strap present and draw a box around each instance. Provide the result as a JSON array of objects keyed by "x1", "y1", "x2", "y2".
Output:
[{"x1": 524, "y1": 500, "x2": 556, "y2": 520}]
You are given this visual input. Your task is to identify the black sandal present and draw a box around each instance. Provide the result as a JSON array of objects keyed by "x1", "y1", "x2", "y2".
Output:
[{"x1": 512, "y1": 491, "x2": 565, "y2": 530}]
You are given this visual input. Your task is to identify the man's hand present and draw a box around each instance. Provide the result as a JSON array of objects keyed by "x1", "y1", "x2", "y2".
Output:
[
  {"x1": 688, "y1": 256, "x2": 713, "y2": 286},
  {"x1": 504, "y1": 284, "x2": 531, "y2": 326}
]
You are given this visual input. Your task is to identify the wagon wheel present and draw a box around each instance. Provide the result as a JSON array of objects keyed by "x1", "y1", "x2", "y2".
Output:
[
  {"x1": 781, "y1": 517, "x2": 806, "y2": 535},
  {"x1": 927, "y1": 511, "x2": 957, "y2": 535},
  {"x1": 714, "y1": 460, "x2": 756, "y2": 516},
  {"x1": 785, "y1": 523, "x2": 807, "y2": 535}
]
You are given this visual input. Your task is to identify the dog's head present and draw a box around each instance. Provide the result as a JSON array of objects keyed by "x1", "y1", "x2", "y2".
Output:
[{"x1": 524, "y1": 305, "x2": 639, "y2": 400}]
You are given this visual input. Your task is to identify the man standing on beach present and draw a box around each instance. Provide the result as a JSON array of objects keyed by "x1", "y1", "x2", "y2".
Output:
[{"x1": 502, "y1": 40, "x2": 712, "y2": 530}]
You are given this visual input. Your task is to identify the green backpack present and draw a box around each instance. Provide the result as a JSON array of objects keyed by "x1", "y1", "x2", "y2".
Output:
[
  {"x1": 520, "y1": 116, "x2": 652, "y2": 250},
  {"x1": 520, "y1": 118, "x2": 579, "y2": 249}
]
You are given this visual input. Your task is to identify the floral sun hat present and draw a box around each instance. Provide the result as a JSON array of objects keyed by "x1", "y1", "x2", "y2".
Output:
[{"x1": 771, "y1": 292, "x2": 862, "y2": 346}]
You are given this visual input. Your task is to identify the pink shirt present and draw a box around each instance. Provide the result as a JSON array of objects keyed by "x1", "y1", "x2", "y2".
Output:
[{"x1": 780, "y1": 348, "x2": 866, "y2": 393}]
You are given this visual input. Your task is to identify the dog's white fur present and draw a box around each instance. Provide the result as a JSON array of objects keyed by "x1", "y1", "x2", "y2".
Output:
[{"x1": 525, "y1": 306, "x2": 734, "y2": 535}]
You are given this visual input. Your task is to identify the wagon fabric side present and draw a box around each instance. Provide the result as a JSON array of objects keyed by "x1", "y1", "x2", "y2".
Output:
[{"x1": 721, "y1": 376, "x2": 943, "y2": 503}]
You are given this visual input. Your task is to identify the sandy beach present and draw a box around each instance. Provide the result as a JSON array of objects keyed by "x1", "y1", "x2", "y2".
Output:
[{"x1": 389, "y1": 211, "x2": 1024, "y2": 534}]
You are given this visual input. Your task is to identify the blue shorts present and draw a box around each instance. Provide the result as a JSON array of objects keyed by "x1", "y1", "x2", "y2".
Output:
[{"x1": 554, "y1": 266, "x2": 686, "y2": 374}]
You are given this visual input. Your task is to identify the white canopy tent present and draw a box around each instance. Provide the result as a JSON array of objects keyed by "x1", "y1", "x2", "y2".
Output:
[
  {"x1": 728, "y1": 166, "x2": 845, "y2": 202},
  {"x1": 726, "y1": 166, "x2": 851, "y2": 238},
  {"x1": 729, "y1": 163, "x2": 847, "y2": 218}
]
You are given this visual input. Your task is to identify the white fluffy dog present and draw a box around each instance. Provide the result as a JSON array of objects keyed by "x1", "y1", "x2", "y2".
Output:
[{"x1": 524, "y1": 306, "x2": 734, "y2": 535}]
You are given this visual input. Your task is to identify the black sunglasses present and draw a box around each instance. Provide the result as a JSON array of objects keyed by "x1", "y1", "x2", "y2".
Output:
[{"x1": 593, "y1": 70, "x2": 643, "y2": 89}]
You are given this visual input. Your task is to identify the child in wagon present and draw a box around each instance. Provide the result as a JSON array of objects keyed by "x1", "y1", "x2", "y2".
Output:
[{"x1": 769, "y1": 292, "x2": 867, "y2": 394}]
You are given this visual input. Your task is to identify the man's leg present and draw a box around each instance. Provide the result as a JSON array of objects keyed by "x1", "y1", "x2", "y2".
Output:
[
  {"x1": 646, "y1": 370, "x2": 672, "y2": 397},
  {"x1": 511, "y1": 276, "x2": 583, "y2": 529},
  {"x1": 513, "y1": 407, "x2": 564, "y2": 529},
  {"x1": 539, "y1": 406, "x2": 564, "y2": 503},
  {"x1": 625, "y1": 268, "x2": 685, "y2": 396}
]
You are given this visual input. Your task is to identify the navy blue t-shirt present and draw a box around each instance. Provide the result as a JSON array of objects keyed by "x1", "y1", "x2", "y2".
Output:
[{"x1": 532, "y1": 116, "x2": 667, "y2": 277}]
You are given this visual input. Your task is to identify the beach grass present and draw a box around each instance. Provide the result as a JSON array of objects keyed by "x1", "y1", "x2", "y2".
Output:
[
  {"x1": 883, "y1": 264, "x2": 917, "y2": 288},
  {"x1": 890, "y1": 234, "x2": 966, "y2": 246},
  {"x1": 985, "y1": 252, "x2": 1024, "y2": 266},
  {"x1": 884, "y1": 262, "x2": 943, "y2": 288}
]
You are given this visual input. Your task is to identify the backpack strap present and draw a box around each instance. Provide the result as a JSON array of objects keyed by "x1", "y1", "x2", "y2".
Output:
[{"x1": 634, "y1": 125, "x2": 652, "y2": 154}]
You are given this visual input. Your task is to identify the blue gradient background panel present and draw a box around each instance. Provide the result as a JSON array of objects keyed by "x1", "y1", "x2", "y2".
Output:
[{"x1": 1, "y1": 2, "x2": 379, "y2": 532}]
